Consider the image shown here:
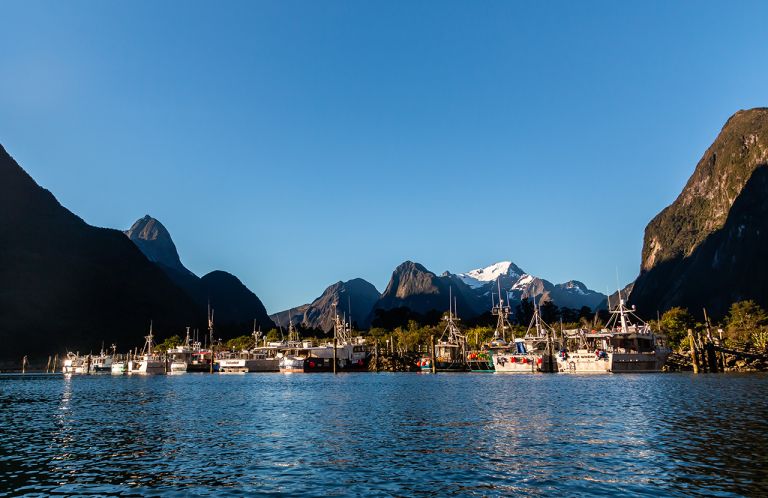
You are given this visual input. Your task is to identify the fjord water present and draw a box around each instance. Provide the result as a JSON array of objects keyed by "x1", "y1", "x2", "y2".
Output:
[{"x1": 1, "y1": 374, "x2": 767, "y2": 496}]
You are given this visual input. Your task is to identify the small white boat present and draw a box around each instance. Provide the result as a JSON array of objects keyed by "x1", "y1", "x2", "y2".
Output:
[
  {"x1": 128, "y1": 322, "x2": 165, "y2": 375},
  {"x1": 111, "y1": 358, "x2": 128, "y2": 375}
]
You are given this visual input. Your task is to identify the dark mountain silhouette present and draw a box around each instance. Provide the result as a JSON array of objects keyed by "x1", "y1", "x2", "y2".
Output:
[
  {"x1": 123, "y1": 215, "x2": 275, "y2": 334},
  {"x1": 631, "y1": 108, "x2": 768, "y2": 318},
  {"x1": 199, "y1": 271, "x2": 275, "y2": 336},
  {"x1": 0, "y1": 144, "x2": 202, "y2": 362}
]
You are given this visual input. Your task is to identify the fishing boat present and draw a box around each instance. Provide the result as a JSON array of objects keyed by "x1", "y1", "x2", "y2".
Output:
[
  {"x1": 277, "y1": 319, "x2": 313, "y2": 373},
  {"x1": 557, "y1": 296, "x2": 670, "y2": 373},
  {"x1": 111, "y1": 355, "x2": 128, "y2": 375},
  {"x1": 419, "y1": 290, "x2": 468, "y2": 372},
  {"x1": 331, "y1": 310, "x2": 370, "y2": 371},
  {"x1": 90, "y1": 345, "x2": 114, "y2": 373},
  {"x1": 127, "y1": 322, "x2": 165, "y2": 375},
  {"x1": 62, "y1": 352, "x2": 90, "y2": 374},
  {"x1": 219, "y1": 324, "x2": 280, "y2": 373},
  {"x1": 494, "y1": 297, "x2": 559, "y2": 373},
  {"x1": 466, "y1": 282, "x2": 512, "y2": 372},
  {"x1": 167, "y1": 327, "x2": 199, "y2": 373},
  {"x1": 277, "y1": 313, "x2": 370, "y2": 373}
]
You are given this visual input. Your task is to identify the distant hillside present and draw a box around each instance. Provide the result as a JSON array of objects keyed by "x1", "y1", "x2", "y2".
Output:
[
  {"x1": 0, "y1": 144, "x2": 202, "y2": 361},
  {"x1": 631, "y1": 108, "x2": 768, "y2": 318}
]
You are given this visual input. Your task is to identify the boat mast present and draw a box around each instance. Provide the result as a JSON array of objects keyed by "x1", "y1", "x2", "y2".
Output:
[
  {"x1": 491, "y1": 280, "x2": 510, "y2": 341},
  {"x1": 207, "y1": 301, "x2": 215, "y2": 348}
]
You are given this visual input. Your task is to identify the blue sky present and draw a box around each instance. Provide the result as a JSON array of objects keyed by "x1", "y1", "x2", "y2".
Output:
[{"x1": 2, "y1": 1, "x2": 767, "y2": 313}]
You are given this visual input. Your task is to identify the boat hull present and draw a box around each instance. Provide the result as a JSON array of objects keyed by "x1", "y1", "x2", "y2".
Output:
[
  {"x1": 493, "y1": 353, "x2": 539, "y2": 373},
  {"x1": 220, "y1": 358, "x2": 279, "y2": 373},
  {"x1": 557, "y1": 351, "x2": 667, "y2": 373}
]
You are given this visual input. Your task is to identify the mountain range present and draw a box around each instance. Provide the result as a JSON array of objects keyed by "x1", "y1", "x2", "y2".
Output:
[
  {"x1": 273, "y1": 260, "x2": 607, "y2": 332},
  {"x1": 3, "y1": 107, "x2": 767, "y2": 361}
]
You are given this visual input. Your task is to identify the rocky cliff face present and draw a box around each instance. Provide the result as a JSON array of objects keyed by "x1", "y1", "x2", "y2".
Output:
[
  {"x1": 125, "y1": 215, "x2": 192, "y2": 276},
  {"x1": 631, "y1": 108, "x2": 768, "y2": 317},
  {"x1": 0, "y1": 144, "x2": 202, "y2": 359}
]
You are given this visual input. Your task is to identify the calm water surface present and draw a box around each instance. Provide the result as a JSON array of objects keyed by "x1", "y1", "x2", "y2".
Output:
[{"x1": 1, "y1": 373, "x2": 767, "y2": 496}]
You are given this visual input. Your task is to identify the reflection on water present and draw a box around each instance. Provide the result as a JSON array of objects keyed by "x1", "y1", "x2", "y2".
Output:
[{"x1": 0, "y1": 373, "x2": 767, "y2": 496}]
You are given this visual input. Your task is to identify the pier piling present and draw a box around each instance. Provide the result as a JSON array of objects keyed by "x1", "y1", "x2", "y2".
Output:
[
  {"x1": 22, "y1": 355, "x2": 28, "y2": 374},
  {"x1": 46, "y1": 356, "x2": 51, "y2": 373},
  {"x1": 333, "y1": 337, "x2": 337, "y2": 374},
  {"x1": 688, "y1": 329, "x2": 699, "y2": 374},
  {"x1": 374, "y1": 341, "x2": 379, "y2": 372},
  {"x1": 430, "y1": 335, "x2": 436, "y2": 374}
]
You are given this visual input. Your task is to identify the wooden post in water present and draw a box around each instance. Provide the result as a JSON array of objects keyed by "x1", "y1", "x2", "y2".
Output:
[
  {"x1": 22, "y1": 356, "x2": 28, "y2": 374},
  {"x1": 430, "y1": 335, "x2": 436, "y2": 374},
  {"x1": 209, "y1": 343, "x2": 215, "y2": 374},
  {"x1": 688, "y1": 328, "x2": 699, "y2": 374},
  {"x1": 164, "y1": 352, "x2": 168, "y2": 374},
  {"x1": 46, "y1": 356, "x2": 52, "y2": 373},
  {"x1": 53, "y1": 354, "x2": 58, "y2": 373},
  {"x1": 374, "y1": 340, "x2": 379, "y2": 373},
  {"x1": 333, "y1": 337, "x2": 338, "y2": 374}
]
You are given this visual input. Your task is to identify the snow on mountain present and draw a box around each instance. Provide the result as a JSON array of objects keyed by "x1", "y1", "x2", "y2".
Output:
[{"x1": 457, "y1": 261, "x2": 524, "y2": 288}]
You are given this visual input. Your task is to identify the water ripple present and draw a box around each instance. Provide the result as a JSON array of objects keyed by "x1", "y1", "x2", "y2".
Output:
[{"x1": 0, "y1": 373, "x2": 767, "y2": 496}]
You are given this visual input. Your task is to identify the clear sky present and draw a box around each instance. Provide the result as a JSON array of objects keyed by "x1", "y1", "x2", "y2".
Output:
[{"x1": 2, "y1": 0, "x2": 767, "y2": 313}]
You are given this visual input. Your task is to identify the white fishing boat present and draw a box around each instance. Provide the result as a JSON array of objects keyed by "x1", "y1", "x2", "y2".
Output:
[
  {"x1": 111, "y1": 356, "x2": 128, "y2": 375},
  {"x1": 219, "y1": 324, "x2": 280, "y2": 372},
  {"x1": 419, "y1": 289, "x2": 467, "y2": 372},
  {"x1": 277, "y1": 319, "x2": 314, "y2": 373},
  {"x1": 494, "y1": 296, "x2": 559, "y2": 373},
  {"x1": 90, "y1": 345, "x2": 114, "y2": 373},
  {"x1": 167, "y1": 327, "x2": 199, "y2": 373},
  {"x1": 128, "y1": 322, "x2": 165, "y2": 375},
  {"x1": 557, "y1": 296, "x2": 670, "y2": 373},
  {"x1": 62, "y1": 352, "x2": 90, "y2": 374}
]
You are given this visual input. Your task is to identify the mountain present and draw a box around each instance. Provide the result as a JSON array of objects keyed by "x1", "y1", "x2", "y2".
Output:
[
  {"x1": 457, "y1": 261, "x2": 525, "y2": 289},
  {"x1": 0, "y1": 144, "x2": 202, "y2": 361},
  {"x1": 123, "y1": 215, "x2": 275, "y2": 334},
  {"x1": 303, "y1": 279, "x2": 381, "y2": 331},
  {"x1": 199, "y1": 271, "x2": 274, "y2": 335},
  {"x1": 452, "y1": 261, "x2": 606, "y2": 311},
  {"x1": 270, "y1": 279, "x2": 381, "y2": 332},
  {"x1": 364, "y1": 260, "x2": 607, "y2": 328},
  {"x1": 370, "y1": 261, "x2": 487, "y2": 324},
  {"x1": 125, "y1": 215, "x2": 192, "y2": 276},
  {"x1": 270, "y1": 305, "x2": 310, "y2": 331},
  {"x1": 631, "y1": 108, "x2": 768, "y2": 318}
]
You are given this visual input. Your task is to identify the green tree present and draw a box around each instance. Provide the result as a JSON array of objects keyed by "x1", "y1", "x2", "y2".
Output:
[
  {"x1": 657, "y1": 307, "x2": 694, "y2": 349},
  {"x1": 225, "y1": 335, "x2": 254, "y2": 351},
  {"x1": 264, "y1": 328, "x2": 281, "y2": 342},
  {"x1": 155, "y1": 334, "x2": 182, "y2": 353},
  {"x1": 726, "y1": 300, "x2": 768, "y2": 343}
]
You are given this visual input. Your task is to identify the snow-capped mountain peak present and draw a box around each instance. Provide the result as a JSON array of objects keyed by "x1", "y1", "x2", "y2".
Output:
[{"x1": 457, "y1": 261, "x2": 524, "y2": 289}]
